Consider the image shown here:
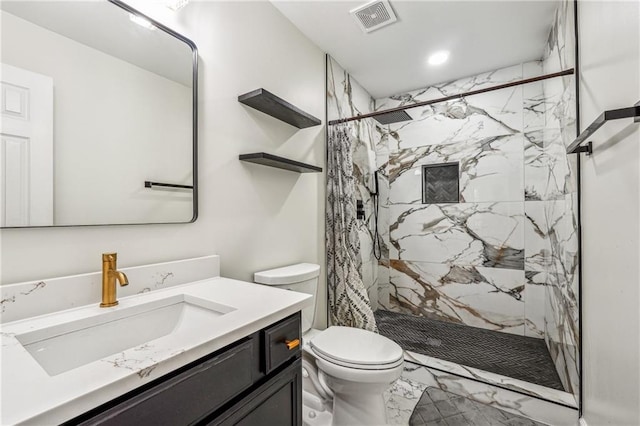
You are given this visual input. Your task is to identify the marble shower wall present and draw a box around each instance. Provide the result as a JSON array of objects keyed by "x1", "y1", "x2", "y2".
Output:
[
  {"x1": 540, "y1": 0, "x2": 579, "y2": 399},
  {"x1": 326, "y1": 56, "x2": 381, "y2": 309},
  {"x1": 325, "y1": 0, "x2": 578, "y2": 399},
  {"x1": 373, "y1": 0, "x2": 578, "y2": 399},
  {"x1": 376, "y1": 63, "x2": 534, "y2": 337}
]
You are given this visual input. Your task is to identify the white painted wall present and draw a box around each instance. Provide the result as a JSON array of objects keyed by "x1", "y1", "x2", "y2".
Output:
[
  {"x1": 578, "y1": 1, "x2": 640, "y2": 424},
  {"x1": 1, "y1": 11, "x2": 193, "y2": 225},
  {"x1": 0, "y1": 2, "x2": 327, "y2": 327}
]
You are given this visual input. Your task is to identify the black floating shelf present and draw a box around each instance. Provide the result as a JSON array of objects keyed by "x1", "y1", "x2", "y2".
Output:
[
  {"x1": 238, "y1": 88, "x2": 321, "y2": 129},
  {"x1": 239, "y1": 153, "x2": 322, "y2": 173}
]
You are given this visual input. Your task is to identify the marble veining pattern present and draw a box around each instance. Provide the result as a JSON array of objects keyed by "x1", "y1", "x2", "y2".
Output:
[
  {"x1": 404, "y1": 351, "x2": 577, "y2": 408},
  {"x1": 524, "y1": 128, "x2": 576, "y2": 201},
  {"x1": 371, "y1": 18, "x2": 578, "y2": 364},
  {"x1": 390, "y1": 202, "x2": 524, "y2": 270},
  {"x1": 388, "y1": 260, "x2": 525, "y2": 334},
  {"x1": 389, "y1": 134, "x2": 524, "y2": 204},
  {"x1": 379, "y1": 88, "x2": 523, "y2": 152},
  {"x1": 371, "y1": 62, "x2": 538, "y2": 340},
  {"x1": 524, "y1": 271, "x2": 547, "y2": 338},
  {"x1": 524, "y1": 201, "x2": 551, "y2": 272},
  {"x1": 401, "y1": 362, "x2": 578, "y2": 426},
  {"x1": 377, "y1": 64, "x2": 524, "y2": 111},
  {"x1": 0, "y1": 255, "x2": 220, "y2": 323},
  {"x1": 523, "y1": 61, "x2": 546, "y2": 133},
  {"x1": 523, "y1": 200, "x2": 551, "y2": 338},
  {"x1": 539, "y1": 0, "x2": 579, "y2": 401},
  {"x1": 1, "y1": 270, "x2": 311, "y2": 425},
  {"x1": 409, "y1": 386, "x2": 550, "y2": 426},
  {"x1": 384, "y1": 372, "x2": 430, "y2": 425},
  {"x1": 102, "y1": 344, "x2": 187, "y2": 379},
  {"x1": 0, "y1": 281, "x2": 46, "y2": 313},
  {"x1": 328, "y1": 0, "x2": 578, "y2": 400},
  {"x1": 137, "y1": 272, "x2": 175, "y2": 294}
]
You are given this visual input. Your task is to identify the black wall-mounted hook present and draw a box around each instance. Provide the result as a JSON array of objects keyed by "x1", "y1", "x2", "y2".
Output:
[{"x1": 574, "y1": 141, "x2": 593, "y2": 156}]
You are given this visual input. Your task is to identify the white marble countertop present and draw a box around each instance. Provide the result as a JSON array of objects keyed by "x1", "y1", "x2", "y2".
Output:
[{"x1": 1, "y1": 277, "x2": 312, "y2": 425}]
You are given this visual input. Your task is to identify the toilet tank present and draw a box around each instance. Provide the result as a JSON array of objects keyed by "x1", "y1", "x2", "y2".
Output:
[{"x1": 254, "y1": 263, "x2": 320, "y2": 333}]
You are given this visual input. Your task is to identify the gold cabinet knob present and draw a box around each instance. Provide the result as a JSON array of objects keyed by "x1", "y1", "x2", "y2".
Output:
[{"x1": 285, "y1": 339, "x2": 300, "y2": 350}]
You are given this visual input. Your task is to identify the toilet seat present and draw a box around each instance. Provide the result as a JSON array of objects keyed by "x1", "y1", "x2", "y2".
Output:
[
  {"x1": 315, "y1": 356, "x2": 404, "y2": 384},
  {"x1": 309, "y1": 326, "x2": 403, "y2": 370}
]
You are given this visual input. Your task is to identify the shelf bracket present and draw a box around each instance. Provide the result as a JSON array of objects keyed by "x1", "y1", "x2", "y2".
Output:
[{"x1": 573, "y1": 141, "x2": 593, "y2": 156}]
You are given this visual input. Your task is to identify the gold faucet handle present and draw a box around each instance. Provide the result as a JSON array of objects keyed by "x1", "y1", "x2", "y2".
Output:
[{"x1": 103, "y1": 253, "x2": 117, "y2": 262}]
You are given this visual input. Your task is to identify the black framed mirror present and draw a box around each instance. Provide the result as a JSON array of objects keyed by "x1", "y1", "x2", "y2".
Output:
[{"x1": 0, "y1": 0, "x2": 197, "y2": 227}]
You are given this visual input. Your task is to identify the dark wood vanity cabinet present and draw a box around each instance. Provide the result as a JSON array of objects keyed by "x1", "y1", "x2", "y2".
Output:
[
  {"x1": 67, "y1": 313, "x2": 302, "y2": 426},
  {"x1": 208, "y1": 359, "x2": 301, "y2": 426}
]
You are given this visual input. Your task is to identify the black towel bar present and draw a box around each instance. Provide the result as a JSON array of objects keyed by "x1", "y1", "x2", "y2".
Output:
[
  {"x1": 567, "y1": 103, "x2": 640, "y2": 154},
  {"x1": 144, "y1": 181, "x2": 193, "y2": 189}
]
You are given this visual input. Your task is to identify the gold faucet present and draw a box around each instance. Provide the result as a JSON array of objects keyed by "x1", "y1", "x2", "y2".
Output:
[{"x1": 100, "y1": 253, "x2": 129, "y2": 307}]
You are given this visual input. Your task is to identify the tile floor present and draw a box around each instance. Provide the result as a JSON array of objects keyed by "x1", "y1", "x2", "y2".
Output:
[
  {"x1": 383, "y1": 370, "x2": 553, "y2": 425},
  {"x1": 408, "y1": 387, "x2": 547, "y2": 426},
  {"x1": 375, "y1": 310, "x2": 565, "y2": 391},
  {"x1": 384, "y1": 373, "x2": 429, "y2": 424}
]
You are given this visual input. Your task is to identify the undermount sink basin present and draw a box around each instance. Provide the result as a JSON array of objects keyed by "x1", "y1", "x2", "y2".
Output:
[{"x1": 16, "y1": 294, "x2": 236, "y2": 376}]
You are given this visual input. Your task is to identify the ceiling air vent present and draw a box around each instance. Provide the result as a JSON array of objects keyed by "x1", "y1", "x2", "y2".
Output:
[{"x1": 350, "y1": 0, "x2": 398, "y2": 33}]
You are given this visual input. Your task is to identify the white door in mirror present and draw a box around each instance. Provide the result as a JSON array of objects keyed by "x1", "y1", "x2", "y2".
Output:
[{"x1": 0, "y1": 63, "x2": 53, "y2": 226}]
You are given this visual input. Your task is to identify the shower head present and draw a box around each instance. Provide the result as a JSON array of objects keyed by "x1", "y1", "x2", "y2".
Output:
[{"x1": 372, "y1": 110, "x2": 413, "y2": 125}]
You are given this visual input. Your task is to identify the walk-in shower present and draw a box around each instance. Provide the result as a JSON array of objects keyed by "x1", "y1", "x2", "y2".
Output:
[{"x1": 325, "y1": 0, "x2": 580, "y2": 412}]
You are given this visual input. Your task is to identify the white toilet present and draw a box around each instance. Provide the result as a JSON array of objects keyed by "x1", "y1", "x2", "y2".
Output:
[{"x1": 254, "y1": 263, "x2": 404, "y2": 426}]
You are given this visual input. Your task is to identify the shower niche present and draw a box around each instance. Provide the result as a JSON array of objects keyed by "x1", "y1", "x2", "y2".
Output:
[{"x1": 421, "y1": 163, "x2": 460, "y2": 204}]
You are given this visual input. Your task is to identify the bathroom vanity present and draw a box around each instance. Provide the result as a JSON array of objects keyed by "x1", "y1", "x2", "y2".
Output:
[
  {"x1": 68, "y1": 313, "x2": 303, "y2": 425},
  {"x1": 0, "y1": 256, "x2": 311, "y2": 425}
]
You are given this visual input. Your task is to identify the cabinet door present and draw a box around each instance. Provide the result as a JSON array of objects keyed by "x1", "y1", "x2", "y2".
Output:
[
  {"x1": 210, "y1": 359, "x2": 302, "y2": 426},
  {"x1": 75, "y1": 339, "x2": 255, "y2": 426},
  {"x1": 263, "y1": 313, "x2": 301, "y2": 374}
]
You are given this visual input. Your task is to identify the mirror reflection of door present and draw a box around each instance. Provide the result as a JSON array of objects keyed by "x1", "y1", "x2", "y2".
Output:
[{"x1": 0, "y1": 63, "x2": 53, "y2": 227}]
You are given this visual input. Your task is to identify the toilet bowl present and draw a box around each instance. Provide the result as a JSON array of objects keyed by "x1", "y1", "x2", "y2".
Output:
[
  {"x1": 304, "y1": 326, "x2": 403, "y2": 425},
  {"x1": 254, "y1": 264, "x2": 404, "y2": 426}
]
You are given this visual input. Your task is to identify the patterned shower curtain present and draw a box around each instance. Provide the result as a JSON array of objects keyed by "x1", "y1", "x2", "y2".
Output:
[{"x1": 326, "y1": 123, "x2": 378, "y2": 332}]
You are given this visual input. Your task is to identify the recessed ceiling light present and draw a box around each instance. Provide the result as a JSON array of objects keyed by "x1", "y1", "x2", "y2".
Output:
[
  {"x1": 428, "y1": 50, "x2": 450, "y2": 66},
  {"x1": 129, "y1": 14, "x2": 156, "y2": 30}
]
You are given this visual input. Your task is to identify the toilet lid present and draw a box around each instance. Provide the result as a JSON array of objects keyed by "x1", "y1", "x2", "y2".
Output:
[{"x1": 309, "y1": 326, "x2": 403, "y2": 368}]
